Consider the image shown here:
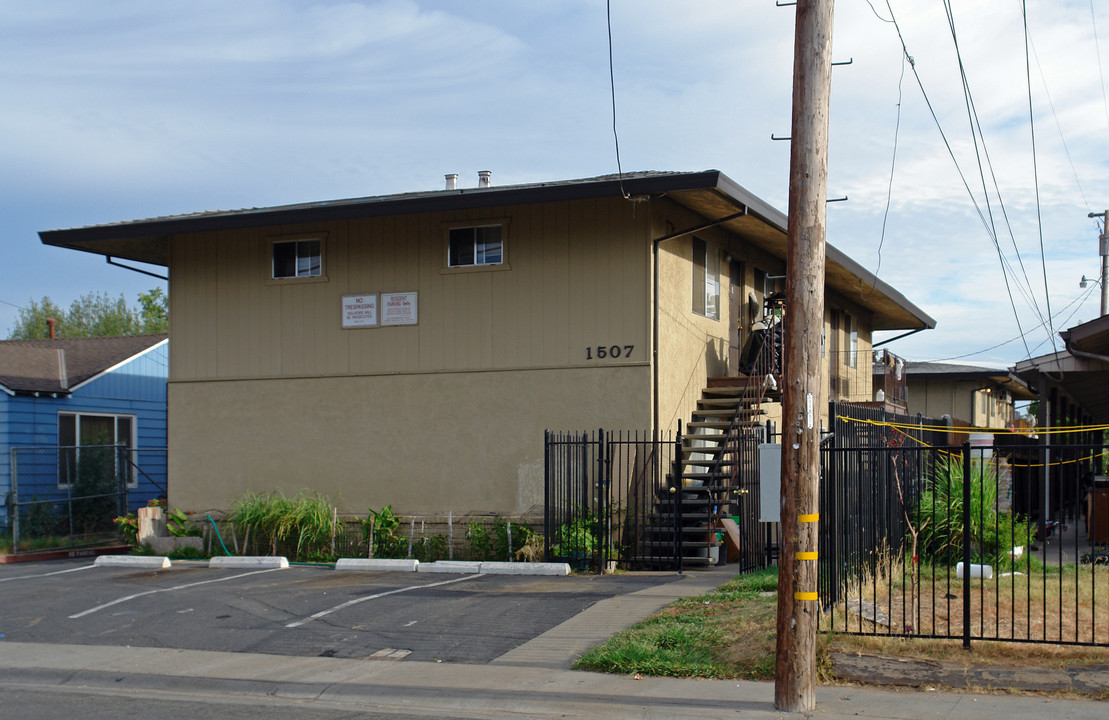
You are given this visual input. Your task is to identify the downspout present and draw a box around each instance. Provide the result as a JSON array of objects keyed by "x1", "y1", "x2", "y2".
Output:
[
  {"x1": 106, "y1": 255, "x2": 169, "y2": 281},
  {"x1": 872, "y1": 326, "x2": 926, "y2": 349},
  {"x1": 1063, "y1": 334, "x2": 1109, "y2": 365},
  {"x1": 651, "y1": 209, "x2": 747, "y2": 432}
]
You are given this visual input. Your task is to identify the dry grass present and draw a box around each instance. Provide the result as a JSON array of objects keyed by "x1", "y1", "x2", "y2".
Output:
[{"x1": 827, "y1": 558, "x2": 1109, "y2": 654}]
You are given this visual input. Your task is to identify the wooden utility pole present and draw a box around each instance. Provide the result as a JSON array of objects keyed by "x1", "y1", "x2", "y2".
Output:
[{"x1": 775, "y1": 0, "x2": 835, "y2": 713}]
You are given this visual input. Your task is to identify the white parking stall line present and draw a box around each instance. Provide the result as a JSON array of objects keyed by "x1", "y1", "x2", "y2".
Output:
[
  {"x1": 285, "y1": 573, "x2": 484, "y2": 628},
  {"x1": 68, "y1": 568, "x2": 285, "y2": 619},
  {"x1": 0, "y1": 564, "x2": 95, "y2": 582}
]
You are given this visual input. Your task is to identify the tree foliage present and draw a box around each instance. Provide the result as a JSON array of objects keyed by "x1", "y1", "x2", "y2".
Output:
[{"x1": 6, "y1": 289, "x2": 167, "y2": 339}]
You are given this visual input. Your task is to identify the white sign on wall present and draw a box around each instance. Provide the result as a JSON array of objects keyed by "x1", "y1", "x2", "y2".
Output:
[
  {"x1": 381, "y1": 292, "x2": 418, "y2": 326},
  {"x1": 341, "y1": 294, "x2": 378, "y2": 328}
]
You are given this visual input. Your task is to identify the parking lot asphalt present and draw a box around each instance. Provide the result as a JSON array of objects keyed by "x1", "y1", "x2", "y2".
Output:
[
  {"x1": 2, "y1": 559, "x2": 1109, "y2": 718},
  {"x1": 0, "y1": 558, "x2": 680, "y2": 663}
]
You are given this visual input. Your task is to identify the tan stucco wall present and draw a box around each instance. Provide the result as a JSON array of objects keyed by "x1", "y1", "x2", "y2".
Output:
[{"x1": 168, "y1": 364, "x2": 650, "y2": 515}]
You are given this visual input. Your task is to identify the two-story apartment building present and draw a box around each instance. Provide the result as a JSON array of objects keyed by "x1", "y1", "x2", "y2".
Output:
[{"x1": 39, "y1": 170, "x2": 934, "y2": 515}]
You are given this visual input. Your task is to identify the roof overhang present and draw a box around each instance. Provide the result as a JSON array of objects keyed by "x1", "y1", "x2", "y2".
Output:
[
  {"x1": 40, "y1": 170, "x2": 935, "y2": 332},
  {"x1": 1012, "y1": 315, "x2": 1109, "y2": 423}
]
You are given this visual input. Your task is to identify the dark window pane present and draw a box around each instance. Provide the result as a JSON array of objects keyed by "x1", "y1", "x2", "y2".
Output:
[
  {"x1": 80, "y1": 416, "x2": 115, "y2": 445},
  {"x1": 273, "y1": 241, "x2": 297, "y2": 278},
  {"x1": 59, "y1": 414, "x2": 76, "y2": 486},
  {"x1": 692, "y1": 237, "x2": 706, "y2": 315},
  {"x1": 449, "y1": 228, "x2": 475, "y2": 266}
]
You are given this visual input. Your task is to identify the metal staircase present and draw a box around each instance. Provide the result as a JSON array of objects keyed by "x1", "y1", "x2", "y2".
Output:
[
  {"x1": 635, "y1": 372, "x2": 780, "y2": 569},
  {"x1": 639, "y1": 308, "x2": 784, "y2": 570}
]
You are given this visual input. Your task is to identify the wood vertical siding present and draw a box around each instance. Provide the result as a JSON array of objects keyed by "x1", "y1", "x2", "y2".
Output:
[{"x1": 170, "y1": 197, "x2": 650, "y2": 382}]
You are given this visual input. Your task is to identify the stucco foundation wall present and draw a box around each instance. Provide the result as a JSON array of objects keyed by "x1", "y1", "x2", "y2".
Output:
[{"x1": 168, "y1": 364, "x2": 650, "y2": 515}]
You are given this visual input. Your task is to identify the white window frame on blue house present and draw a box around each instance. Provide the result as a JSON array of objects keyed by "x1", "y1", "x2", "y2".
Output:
[{"x1": 58, "y1": 411, "x2": 138, "y2": 489}]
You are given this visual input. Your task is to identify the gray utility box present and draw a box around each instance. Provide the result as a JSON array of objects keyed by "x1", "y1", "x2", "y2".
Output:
[{"x1": 758, "y1": 443, "x2": 781, "y2": 523}]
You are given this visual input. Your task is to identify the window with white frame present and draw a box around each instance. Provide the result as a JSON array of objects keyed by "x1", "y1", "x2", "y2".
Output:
[
  {"x1": 58, "y1": 412, "x2": 136, "y2": 488},
  {"x1": 272, "y1": 238, "x2": 322, "y2": 279},
  {"x1": 846, "y1": 313, "x2": 859, "y2": 368},
  {"x1": 448, "y1": 224, "x2": 503, "y2": 267},
  {"x1": 692, "y1": 237, "x2": 720, "y2": 320}
]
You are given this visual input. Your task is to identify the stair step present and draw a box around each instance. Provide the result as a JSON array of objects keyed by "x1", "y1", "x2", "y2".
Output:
[
  {"x1": 681, "y1": 459, "x2": 735, "y2": 468},
  {"x1": 707, "y1": 374, "x2": 774, "y2": 388},
  {"x1": 681, "y1": 472, "x2": 729, "y2": 481}
]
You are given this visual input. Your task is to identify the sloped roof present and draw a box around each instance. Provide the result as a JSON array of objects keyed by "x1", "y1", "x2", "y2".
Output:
[
  {"x1": 38, "y1": 170, "x2": 935, "y2": 332},
  {"x1": 895, "y1": 360, "x2": 1036, "y2": 400},
  {"x1": 0, "y1": 334, "x2": 167, "y2": 395},
  {"x1": 1013, "y1": 314, "x2": 1109, "y2": 422}
]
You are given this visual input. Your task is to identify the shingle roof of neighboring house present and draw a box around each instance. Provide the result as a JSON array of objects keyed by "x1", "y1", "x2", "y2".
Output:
[
  {"x1": 894, "y1": 360, "x2": 1036, "y2": 400},
  {"x1": 37, "y1": 169, "x2": 936, "y2": 332},
  {"x1": 0, "y1": 334, "x2": 167, "y2": 395}
]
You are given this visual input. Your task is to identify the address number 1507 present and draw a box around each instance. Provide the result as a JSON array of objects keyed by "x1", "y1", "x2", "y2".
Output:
[{"x1": 586, "y1": 345, "x2": 634, "y2": 360}]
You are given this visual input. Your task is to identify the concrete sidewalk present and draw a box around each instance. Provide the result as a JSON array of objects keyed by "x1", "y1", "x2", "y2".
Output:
[
  {"x1": 2, "y1": 639, "x2": 1105, "y2": 719},
  {"x1": 0, "y1": 565, "x2": 1106, "y2": 718}
]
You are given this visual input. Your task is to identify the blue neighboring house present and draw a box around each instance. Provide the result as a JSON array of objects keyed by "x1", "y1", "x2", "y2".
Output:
[{"x1": 0, "y1": 334, "x2": 168, "y2": 522}]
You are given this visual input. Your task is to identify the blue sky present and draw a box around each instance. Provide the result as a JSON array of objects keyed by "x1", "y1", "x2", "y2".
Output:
[{"x1": 1, "y1": 0, "x2": 1106, "y2": 368}]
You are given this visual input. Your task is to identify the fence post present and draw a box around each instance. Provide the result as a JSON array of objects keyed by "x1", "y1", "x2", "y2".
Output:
[
  {"x1": 10, "y1": 448, "x2": 18, "y2": 556},
  {"x1": 673, "y1": 420, "x2": 684, "y2": 575},
  {"x1": 597, "y1": 428, "x2": 606, "y2": 573},
  {"x1": 543, "y1": 430, "x2": 551, "y2": 563},
  {"x1": 962, "y1": 441, "x2": 972, "y2": 650}
]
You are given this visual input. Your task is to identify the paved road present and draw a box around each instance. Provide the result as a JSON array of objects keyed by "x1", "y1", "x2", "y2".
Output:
[{"x1": 0, "y1": 559, "x2": 677, "y2": 662}]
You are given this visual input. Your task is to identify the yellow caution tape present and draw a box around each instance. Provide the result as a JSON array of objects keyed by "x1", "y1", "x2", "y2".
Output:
[
  {"x1": 799, "y1": 514, "x2": 819, "y2": 523},
  {"x1": 794, "y1": 592, "x2": 818, "y2": 601},
  {"x1": 796, "y1": 552, "x2": 818, "y2": 560}
]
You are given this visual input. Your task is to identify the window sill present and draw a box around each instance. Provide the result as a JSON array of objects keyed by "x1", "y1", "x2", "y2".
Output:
[
  {"x1": 264, "y1": 274, "x2": 330, "y2": 287},
  {"x1": 440, "y1": 263, "x2": 512, "y2": 276}
]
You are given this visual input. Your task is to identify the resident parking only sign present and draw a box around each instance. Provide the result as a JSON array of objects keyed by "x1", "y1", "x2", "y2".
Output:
[
  {"x1": 341, "y1": 294, "x2": 378, "y2": 328},
  {"x1": 381, "y1": 292, "x2": 418, "y2": 326}
]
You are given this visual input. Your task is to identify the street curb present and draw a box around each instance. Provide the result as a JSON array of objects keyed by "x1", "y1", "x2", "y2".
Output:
[
  {"x1": 479, "y1": 561, "x2": 570, "y2": 575},
  {"x1": 418, "y1": 561, "x2": 482, "y2": 573},
  {"x1": 209, "y1": 556, "x2": 289, "y2": 569},
  {"x1": 335, "y1": 558, "x2": 419, "y2": 572},
  {"x1": 94, "y1": 555, "x2": 171, "y2": 569}
]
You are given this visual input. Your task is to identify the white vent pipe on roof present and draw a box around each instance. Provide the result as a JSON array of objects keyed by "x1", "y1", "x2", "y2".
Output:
[
  {"x1": 445, "y1": 173, "x2": 458, "y2": 190},
  {"x1": 478, "y1": 170, "x2": 492, "y2": 188}
]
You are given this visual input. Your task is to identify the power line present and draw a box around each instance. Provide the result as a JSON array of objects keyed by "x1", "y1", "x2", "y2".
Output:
[
  {"x1": 1091, "y1": 0, "x2": 1109, "y2": 131},
  {"x1": 606, "y1": 0, "x2": 630, "y2": 200},
  {"x1": 1021, "y1": 0, "x2": 1055, "y2": 355},
  {"x1": 925, "y1": 281, "x2": 1099, "y2": 363},
  {"x1": 1027, "y1": 30, "x2": 1091, "y2": 211},
  {"x1": 941, "y1": 0, "x2": 1037, "y2": 358}
]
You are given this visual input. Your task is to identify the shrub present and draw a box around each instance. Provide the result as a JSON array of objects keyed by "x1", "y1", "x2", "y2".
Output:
[
  {"x1": 363, "y1": 505, "x2": 406, "y2": 558},
  {"x1": 916, "y1": 455, "x2": 1033, "y2": 568},
  {"x1": 230, "y1": 490, "x2": 339, "y2": 560}
]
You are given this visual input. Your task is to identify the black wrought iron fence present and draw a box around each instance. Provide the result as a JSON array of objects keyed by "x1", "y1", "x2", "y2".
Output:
[
  {"x1": 544, "y1": 429, "x2": 677, "y2": 571},
  {"x1": 6, "y1": 445, "x2": 168, "y2": 555},
  {"x1": 820, "y1": 416, "x2": 1109, "y2": 648}
]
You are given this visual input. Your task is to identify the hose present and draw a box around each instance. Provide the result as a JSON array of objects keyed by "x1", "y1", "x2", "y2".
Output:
[{"x1": 206, "y1": 514, "x2": 234, "y2": 556}]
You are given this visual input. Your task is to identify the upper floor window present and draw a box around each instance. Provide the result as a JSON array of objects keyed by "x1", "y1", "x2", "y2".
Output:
[
  {"x1": 692, "y1": 236, "x2": 720, "y2": 320},
  {"x1": 449, "y1": 225, "x2": 503, "y2": 267},
  {"x1": 273, "y1": 238, "x2": 322, "y2": 279},
  {"x1": 846, "y1": 313, "x2": 859, "y2": 368}
]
